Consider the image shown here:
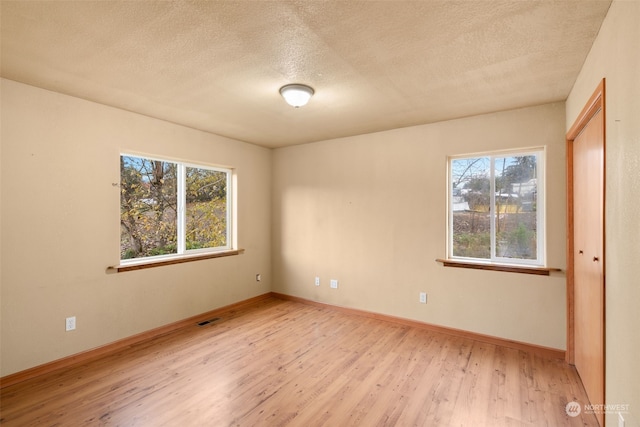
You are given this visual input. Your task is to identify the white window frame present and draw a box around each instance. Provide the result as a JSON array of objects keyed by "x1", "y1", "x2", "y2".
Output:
[
  {"x1": 447, "y1": 147, "x2": 546, "y2": 267},
  {"x1": 120, "y1": 153, "x2": 233, "y2": 265}
]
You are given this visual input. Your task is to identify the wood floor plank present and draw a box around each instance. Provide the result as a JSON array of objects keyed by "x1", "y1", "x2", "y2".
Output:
[{"x1": 0, "y1": 298, "x2": 598, "y2": 426}]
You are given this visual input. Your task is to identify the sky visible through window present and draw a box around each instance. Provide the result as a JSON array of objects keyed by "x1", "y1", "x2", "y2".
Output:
[
  {"x1": 120, "y1": 155, "x2": 229, "y2": 261},
  {"x1": 450, "y1": 152, "x2": 541, "y2": 264}
]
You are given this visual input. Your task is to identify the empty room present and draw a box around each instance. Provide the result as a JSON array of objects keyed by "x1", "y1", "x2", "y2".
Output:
[{"x1": 1, "y1": 1, "x2": 638, "y2": 426}]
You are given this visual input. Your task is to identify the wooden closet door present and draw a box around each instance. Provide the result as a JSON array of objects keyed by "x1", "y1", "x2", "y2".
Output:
[{"x1": 572, "y1": 107, "x2": 605, "y2": 427}]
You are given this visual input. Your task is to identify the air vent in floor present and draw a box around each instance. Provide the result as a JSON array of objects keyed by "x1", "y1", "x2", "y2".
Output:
[{"x1": 197, "y1": 317, "x2": 221, "y2": 327}]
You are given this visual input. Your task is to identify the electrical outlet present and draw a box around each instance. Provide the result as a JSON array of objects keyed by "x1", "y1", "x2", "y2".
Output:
[
  {"x1": 315, "y1": 276, "x2": 320, "y2": 286},
  {"x1": 65, "y1": 316, "x2": 76, "y2": 331},
  {"x1": 256, "y1": 273, "x2": 262, "y2": 282},
  {"x1": 330, "y1": 279, "x2": 338, "y2": 289},
  {"x1": 419, "y1": 292, "x2": 427, "y2": 304}
]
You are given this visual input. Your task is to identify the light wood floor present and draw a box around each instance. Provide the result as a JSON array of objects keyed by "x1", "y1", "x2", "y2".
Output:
[{"x1": 0, "y1": 297, "x2": 598, "y2": 426}]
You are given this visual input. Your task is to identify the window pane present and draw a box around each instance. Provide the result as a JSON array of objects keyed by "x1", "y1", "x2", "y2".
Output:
[
  {"x1": 494, "y1": 155, "x2": 537, "y2": 260},
  {"x1": 451, "y1": 157, "x2": 491, "y2": 259},
  {"x1": 185, "y1": 167, "x2": 228, "y2": 250},
  {"x1": 120, "y1": 156, "x2": 178, "y2": 259}
]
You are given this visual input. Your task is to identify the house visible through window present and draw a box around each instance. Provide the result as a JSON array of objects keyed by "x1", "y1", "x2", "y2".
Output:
[
  {"x1": 449, "y1": 149, "x2": 544, "y2": 266},
  {"x1": 120, "y1": 154, "x2": 231, "y2": 262}
]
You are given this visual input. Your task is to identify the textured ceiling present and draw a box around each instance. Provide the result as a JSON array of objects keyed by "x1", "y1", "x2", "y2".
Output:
[{"x1": 1, "y1": 1, "x2": 611, "y2": 148}]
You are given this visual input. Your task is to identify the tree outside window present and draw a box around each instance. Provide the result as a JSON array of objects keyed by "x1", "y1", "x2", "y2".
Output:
[
  {"x1": 449, "y1": 149, "x2": 544, "y2": 266},
  {"x1": 120, "y1": 155, "x2": 230, "y2": 261}
]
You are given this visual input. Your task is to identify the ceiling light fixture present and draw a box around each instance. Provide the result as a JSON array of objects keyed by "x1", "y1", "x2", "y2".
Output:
[{"x1": 279, "y1": 84, "x2": 314, "y2": 108}]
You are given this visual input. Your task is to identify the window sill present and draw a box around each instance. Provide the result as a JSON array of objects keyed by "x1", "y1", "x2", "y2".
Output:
[
  {"x1": 435, "y1": 258, "x2": 562, "y2": 276},
  {"x1": 108, "y1": 249, "x2": 245, "y2": 273}
]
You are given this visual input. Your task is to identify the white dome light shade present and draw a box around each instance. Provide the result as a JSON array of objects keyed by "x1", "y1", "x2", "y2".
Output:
[{"x1": 279, "y1": 84, "x2": 314, "y2": 108}]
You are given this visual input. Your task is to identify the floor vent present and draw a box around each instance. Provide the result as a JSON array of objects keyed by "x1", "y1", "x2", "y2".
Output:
[{"x1": 197, "y1": 317, "x2": 221, "y2": 327}]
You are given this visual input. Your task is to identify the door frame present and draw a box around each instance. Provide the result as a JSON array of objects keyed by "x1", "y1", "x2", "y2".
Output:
[{"x1": 565, "y1": 78, "x2": 605, "y2": 391}]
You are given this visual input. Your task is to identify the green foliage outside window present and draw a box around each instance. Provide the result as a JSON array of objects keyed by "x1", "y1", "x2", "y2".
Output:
[
  {"x1": 185, "y1": 167, "x2": 227, "y2": 251},
  {"x1": 120, "y1": 155, "x2": 229, "y2": 260},
  {"x1": 450, "y1": 152, "x2": 542, "y2": 265}
]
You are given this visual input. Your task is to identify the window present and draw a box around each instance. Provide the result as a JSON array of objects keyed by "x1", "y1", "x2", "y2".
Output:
[
  {"x1": 120, "y1": 154, "x2": 231, "y2": 262},
  {"x1": 448, "y1": 149, "x2": 544, "y2": 266}
]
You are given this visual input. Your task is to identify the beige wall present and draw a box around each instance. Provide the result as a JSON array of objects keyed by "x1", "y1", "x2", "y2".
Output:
[
  {"x1": 272, "y1": 102, "x2": 567, "y2": 350},
  {"x1": 0, "y1": 79, "x2": 272, "y2": 376},
  {"x1": 566, "y1": 1, "x2": 640, "y2": 425}
]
